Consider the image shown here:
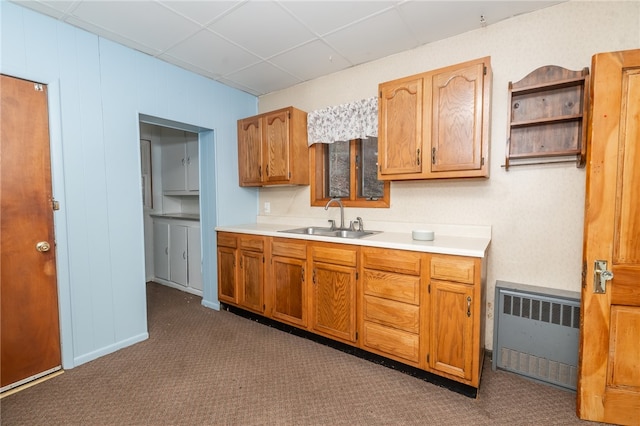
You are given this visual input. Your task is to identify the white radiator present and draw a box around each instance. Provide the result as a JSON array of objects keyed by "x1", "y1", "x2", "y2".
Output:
[{"x1": 492, "y1": 281, "x2": 580, "y2": 390}]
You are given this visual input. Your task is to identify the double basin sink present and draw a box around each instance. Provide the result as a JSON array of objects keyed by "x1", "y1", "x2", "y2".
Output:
[{"x1": 279, "y1": 226, "x2": 381, "y2": 239}]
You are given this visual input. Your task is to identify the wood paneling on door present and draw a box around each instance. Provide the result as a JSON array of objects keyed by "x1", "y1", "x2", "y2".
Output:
[
  {"x1": 1, "y1": 74, "x2": 61, "y2": 391},
  {"x1": 577, "y1": 49, "x2": 640, "y2": 425}
]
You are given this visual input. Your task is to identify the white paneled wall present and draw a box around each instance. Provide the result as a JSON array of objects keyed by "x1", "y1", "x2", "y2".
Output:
[
  {"x1": 257, "y1": 1, "x2": 640, "y2": 349},
  {"x1": 1, "y1": 2, "x2": 257, "y2": 368}
]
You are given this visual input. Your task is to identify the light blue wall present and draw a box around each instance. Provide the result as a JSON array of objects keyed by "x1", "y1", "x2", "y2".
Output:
[{"x1": 1, "y1": 1, "x2": 259, "y2": 368}]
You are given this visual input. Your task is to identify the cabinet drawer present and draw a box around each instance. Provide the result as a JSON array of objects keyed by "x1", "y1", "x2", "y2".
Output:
[
  {"x1": 217, "y1": 232, "x2": 237, "y2": 248},
  {"x1": 363, "y1": 295, "x2": 419, "y2": 333},
  {"x1": 362, "y1": 321, "x2": 420, "y2": 363},
  {"x1": 311, "y1": 244, "x2": 357, "y2": 267},
  {"x1": 239, "y1": 235, "x2": 264, "y2": 251},
  {"x1": 363, "y1": 270, "x2": 420, "y2": 305},
  {"x1": 272, "y1": 238, "x2": 306, "y2": 259},
  {"x1": 430, "y1": 255, "x2": 476, "y2": 284},
  {"x1": 362, "y1": 247, "x2": 421, "y2": 275}
]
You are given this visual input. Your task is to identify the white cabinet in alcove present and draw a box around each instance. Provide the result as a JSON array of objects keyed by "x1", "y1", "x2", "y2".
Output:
[
  {"x1": 152, "y1": 216, "x2": 202, "y2": 294},
  {"x1": 162, "y1": 134, "x2": 198, "y2": 194}
]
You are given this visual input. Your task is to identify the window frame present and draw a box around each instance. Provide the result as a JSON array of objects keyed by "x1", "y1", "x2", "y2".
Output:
[{"x1": 310, "y1": 139, "x2": 390, "y2": 208}]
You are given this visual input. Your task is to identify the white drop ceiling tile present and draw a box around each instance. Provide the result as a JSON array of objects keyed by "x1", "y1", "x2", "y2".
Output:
[
  {"x1": 398, "y1": 1, "x2": 481, "y2": 44},
  {"x1": 69, "y1": 1, "x2": 200, "y2": 52},
  {"x1": 270, "y1": 40, "x2": 351, "y2": 82},
  {"x1": 226, "y1": 61, "x2": 302, "y2": 95},
  {"x1": 64, "y1": 15, "x2": 164, "y2": 56},
  {"x1": 159, "y1": 1, "x2": 239, "y2": 26},
  {"x1": 207, "y1": 1, "x2": 316, "y2": 58},
  {"x1": 12, "y1": 0, "x2": 74, "y2": 18},
  {"x1": 163, "y1": 29, "x2": 261, "y2": 77},
  {"x1": 324, "y1": 9, "x2": 417, "y2": 66},
  {"x1": 280, "y1": 1, "x2": 396, "y2": 35}
]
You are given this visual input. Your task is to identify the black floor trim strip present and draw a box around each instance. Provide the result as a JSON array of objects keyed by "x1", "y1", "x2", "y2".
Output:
[{"x1": 221, "y1": 303, "x2": 478, "y2": 399}]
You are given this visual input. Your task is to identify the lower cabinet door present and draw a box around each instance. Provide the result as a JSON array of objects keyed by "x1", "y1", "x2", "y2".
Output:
[
  {"x1": 187, "y1": 226, "x2": 202, "y2": 290},
  {"x1": 153, "y1": 222, "x2": 169, "y2": 281},
  {"x1": 430, "y1": 279, "x2": 474, "y2": 381},
  {"x1": 272, "y1": 256, "x2": 306, "y2": 327},
  {"x1": 217, "y1": 246, "x2": 237, "y2": 303},
  {"x1": 311, "y1": 261, "x2": 357, "y2": 343},
  {"x1": 169, "y1": 225, "x2": 188, "y2": 286},
  {"x1": 239, "y1": 249, "x2": 264, "y2": 313}
]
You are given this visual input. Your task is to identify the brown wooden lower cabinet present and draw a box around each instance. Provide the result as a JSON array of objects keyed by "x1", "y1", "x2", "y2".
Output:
[
  {"x1": 217, "y1": 231, "x2": 486, "y2": 389},
  {"x1": 271, "y1": 238, "x2": 307, "y2": 327}
]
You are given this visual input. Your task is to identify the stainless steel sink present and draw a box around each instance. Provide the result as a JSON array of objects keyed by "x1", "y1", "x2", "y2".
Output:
[{"x1": 279, "y1": 227, "x2": 381, "y2": 239}]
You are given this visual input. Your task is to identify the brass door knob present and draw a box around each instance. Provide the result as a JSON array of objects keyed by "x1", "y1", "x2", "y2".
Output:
[{"x1": 36, "y1": 241, "x2": 51, "y2": 252}]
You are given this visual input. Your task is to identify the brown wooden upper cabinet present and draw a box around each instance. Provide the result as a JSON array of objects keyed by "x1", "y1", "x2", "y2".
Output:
[
  {"x1": 237, "y1": 106, "x2": 309, "y2": 186},
  {"x1": 378, "y1": 57, "x2": 492, "y2": 180}
]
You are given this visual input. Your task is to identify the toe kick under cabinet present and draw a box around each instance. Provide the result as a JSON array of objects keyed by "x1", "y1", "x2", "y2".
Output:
[{"x1": 217, "y1": 232, "x2": 486, "y2": 389}]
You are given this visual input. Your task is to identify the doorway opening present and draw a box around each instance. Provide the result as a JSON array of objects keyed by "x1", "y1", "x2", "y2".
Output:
[{"x1": 138, "y1": 115, "x2": 211, "y2": 300}]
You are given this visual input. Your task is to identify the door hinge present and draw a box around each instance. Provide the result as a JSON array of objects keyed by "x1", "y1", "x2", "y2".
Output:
[
  {"x1": 483, "y1": 66, "x2": 487, "y2": 75},
  {"x1": 355, "y1": 271, "x2": 359, "y2": 280},
  {"x1": 263, "y1": 256, "x2": 265, "y2": 263},
  {"x1": 481, "y1": 157, "x2": 485, "y2": 166},
  {"x1": 427, "y1": 354, "x2": 430, "y2": 364},
  {"x1": 428, "y1": 284, "x2": 431, "y2": 293},
  {"x1": 379, "y1": 91, "x2": 382, "y2": 98},
  {"x1": 355, "y1": 331, "x2": 358, "y2": 341},
  {"x1": 34, "y1": 83, "x2": 44, "y2": 92},
  {"x1": 52, "y1": 199, "x2": 60, "y2": 211}
]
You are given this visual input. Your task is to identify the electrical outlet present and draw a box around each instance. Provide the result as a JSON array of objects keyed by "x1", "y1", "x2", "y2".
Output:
[{"x1": 264, "y1": 202, "x2": 270, "y2": 214}]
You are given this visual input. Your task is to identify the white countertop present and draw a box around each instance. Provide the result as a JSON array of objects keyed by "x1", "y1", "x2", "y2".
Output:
[
  {"x1": 150, "y1": 213, "x2": 200, "y2": 221},
  {"x1": 215, "y1": 222, "x2": 490, "y2": 258}
]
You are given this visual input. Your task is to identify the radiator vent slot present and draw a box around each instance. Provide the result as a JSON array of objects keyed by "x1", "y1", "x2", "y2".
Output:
[{"x1": 492, "y1": 281, "x2": 580, "y2": 391}]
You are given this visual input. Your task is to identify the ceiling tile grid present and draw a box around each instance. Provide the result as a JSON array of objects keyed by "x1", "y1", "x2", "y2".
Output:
[{"x1": 11, "y1": 0, "x2": 563, "y2": 96}]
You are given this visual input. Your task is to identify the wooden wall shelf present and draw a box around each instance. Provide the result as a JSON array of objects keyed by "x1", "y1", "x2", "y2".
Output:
[{"x1": 505, "y1": 65, "x2": 590, "y2": 170}]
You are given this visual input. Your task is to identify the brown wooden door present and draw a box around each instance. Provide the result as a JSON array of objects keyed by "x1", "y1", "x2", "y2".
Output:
[
  {"x1": 217, "y1": 232, "x2": 238, "y2": 304},
  {"x1": 272, "y1": 255, "x2": 306, "y2": 327},
  {"x1": 378, "y1": 76, "x2": 424, "y2": 178},
  {"x1": 1, "y1": 74, "x2": 61, "y2": 390},
  {"x1": 431, "y1": 61, "x2": 485, "y2": 173},
  {"x1": 237, "y1": 116, "x2": 262, "y2": 186},
  {"x1": 264, "y1": 109, "x2": 290, "y2": 184},
  {"x1": 238, "y1": 249, "x2": 264, "y2": 313},
  {"x1": 577, "y1": 49, "x2": 640, "y2": 425}
]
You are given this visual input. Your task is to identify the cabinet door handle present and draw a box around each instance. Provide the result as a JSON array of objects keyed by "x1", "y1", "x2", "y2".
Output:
[
  {"x1": 183, "y1": 251, "x2": 186, "y2": 260},
  {"x1": 258, "y1": 165, "x2": 262, "y2": 177},
  {"x1": 266, "y1": 164, "x2": 269, "y2": 176},
  {"x1": 466, "y1": 296, "x2": 472, "y2": 317},
  {"x1": 165, "y1": 247, "x2": 168, "y2": 255},
  {"x1": 182, "y1": 158, "x2": 185, "y2": 166},
  {"x1": 186, "y1": 157, "x2": 191, "y2": 165},
  {"x1": 301, "y1": 267, "x2": 305, "y2": 283},
  {"x1": 416, "y1": 148, "x2": 420, "y2": 166},
  {"x1": 312, "y1": 269, "x2": 316, "y2": 284},
  {"x1": 432, "y1": 147, "x2": 436, "y2": 165}
]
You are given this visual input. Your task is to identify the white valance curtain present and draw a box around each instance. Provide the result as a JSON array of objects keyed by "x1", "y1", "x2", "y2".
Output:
[{"x1": 306, "y1": 96, "x2": 378, "y2": 146}]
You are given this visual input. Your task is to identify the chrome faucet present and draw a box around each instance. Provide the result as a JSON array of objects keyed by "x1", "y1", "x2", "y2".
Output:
[{"x1": 324, "y1": 198, "x2": 345, "y2": 230}]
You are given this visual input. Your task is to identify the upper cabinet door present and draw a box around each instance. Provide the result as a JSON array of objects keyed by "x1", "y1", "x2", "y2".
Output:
[
  {"x1": 378, "y1": 57, "x2": 491, "y2": 181},
  {"x1": 264, "y1": 109, "x2": 290, "y2": 183},
  {"x1": 431, "y1": 62, "x2": 486, "y2": 174},
  {"x1": 378, "y1": 76, "x2": 424, "y2": 177},
  {"x1": 238, "y1": 116, "x2": 263, "y2": 186}
]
